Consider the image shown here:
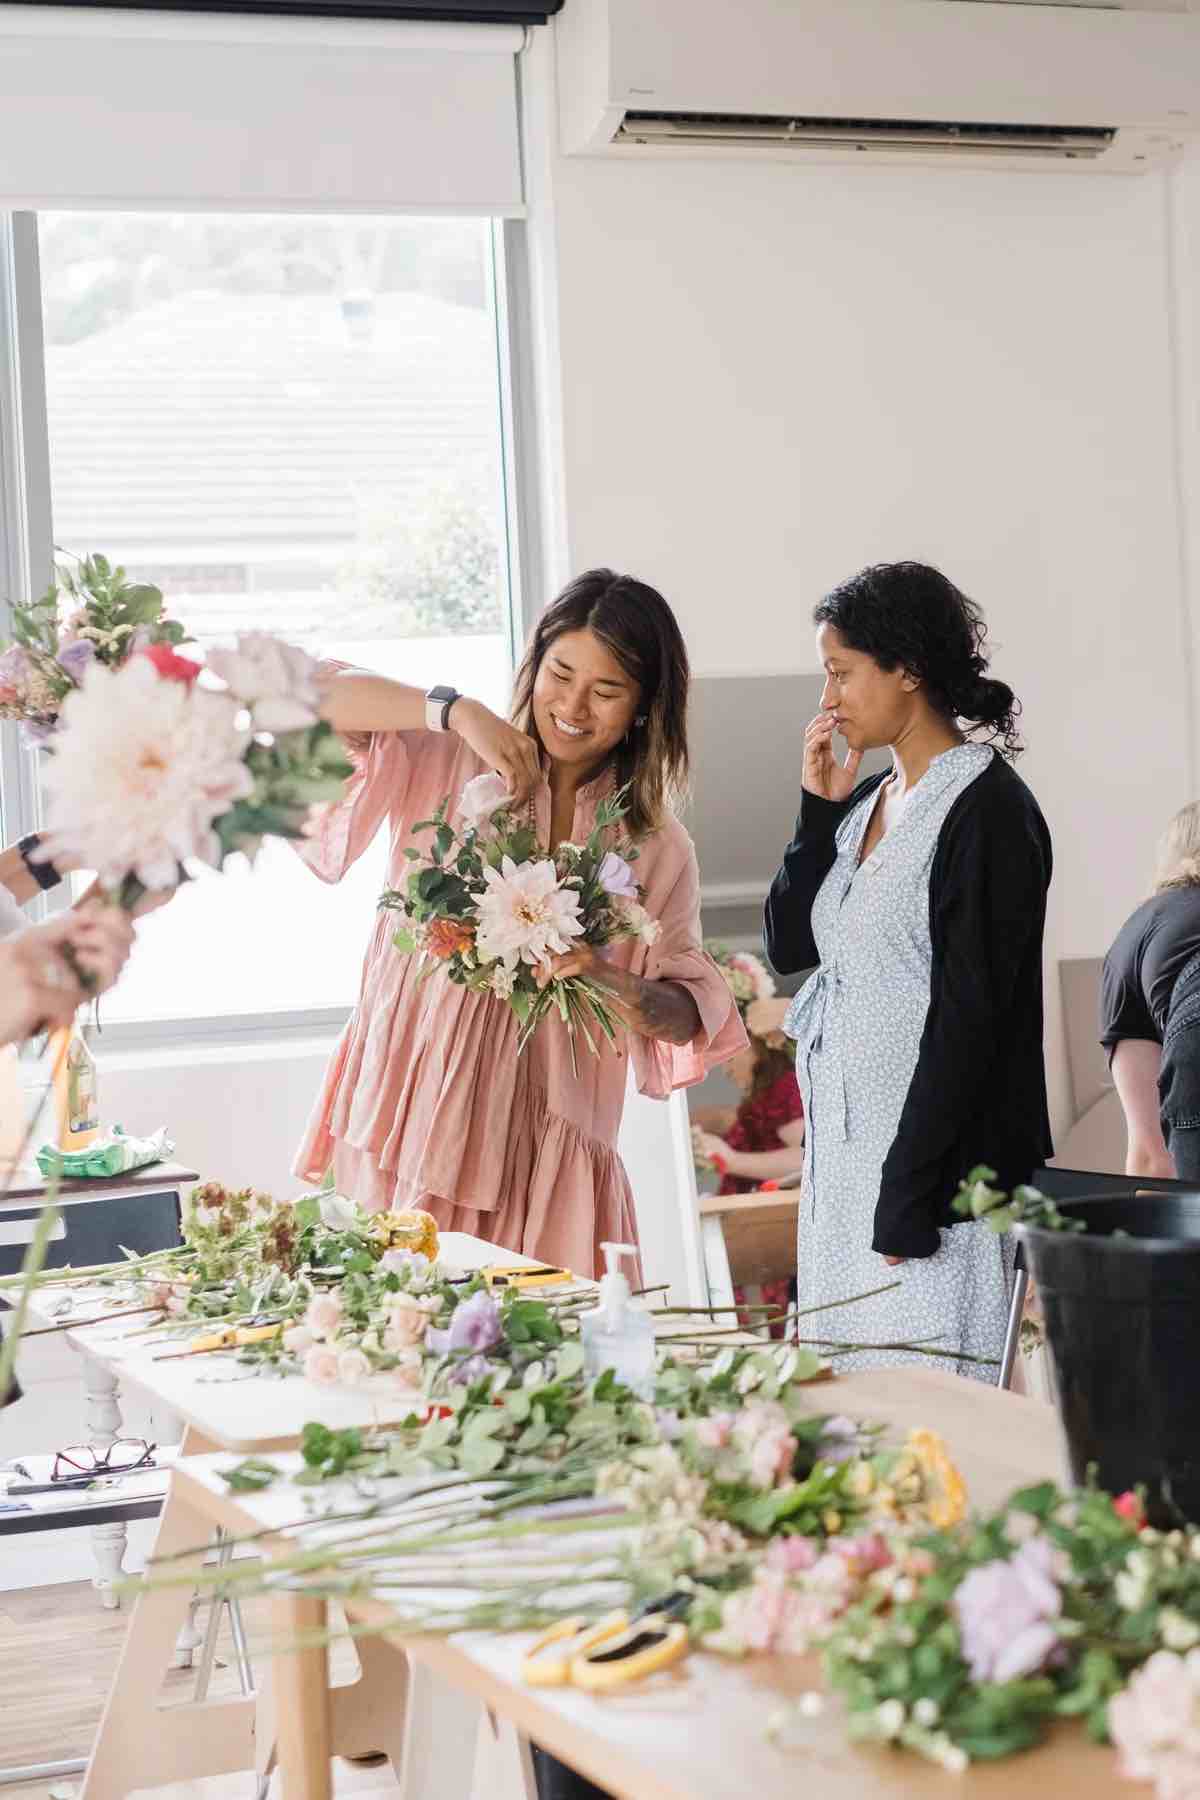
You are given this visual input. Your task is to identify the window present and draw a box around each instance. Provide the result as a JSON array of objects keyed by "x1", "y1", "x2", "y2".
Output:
[{"x1": 5, "y1": 211, "x2": 523, "y2": 1032}]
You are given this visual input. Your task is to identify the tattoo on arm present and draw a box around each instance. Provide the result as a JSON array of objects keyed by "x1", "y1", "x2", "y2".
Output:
[{"x1": 597, "y1": 969, "x2": 701, "y2": 1046}]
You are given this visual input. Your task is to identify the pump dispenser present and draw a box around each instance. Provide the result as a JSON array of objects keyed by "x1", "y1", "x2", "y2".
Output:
[{"x1": 579, "y1": 1241, "x2": 655, "y2": 1399}]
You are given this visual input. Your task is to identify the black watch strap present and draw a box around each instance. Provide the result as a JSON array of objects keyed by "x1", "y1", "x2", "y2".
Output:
[{"x1": 16, "y1": 833, "x2": 61, "y2": 892}]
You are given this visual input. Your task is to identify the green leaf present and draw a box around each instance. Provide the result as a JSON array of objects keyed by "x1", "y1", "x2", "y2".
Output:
[
  {"x1": 221, "y1": 1457, "x2": 279, "y2": 1492},
  {"x1": 459, "y1": 1436, "x2": 507, "y2": 1476},
  {"x1": 555, "y1": 1341, "x2": 586, "y2": 1381}
]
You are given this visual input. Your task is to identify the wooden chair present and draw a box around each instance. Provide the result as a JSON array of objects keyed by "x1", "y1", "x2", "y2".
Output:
[{"x1": 699, "y1": 1181, "x2": 799, "y2": 1321}]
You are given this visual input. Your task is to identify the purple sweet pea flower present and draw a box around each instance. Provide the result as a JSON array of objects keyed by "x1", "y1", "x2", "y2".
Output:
[
  {"x1": 597, "y1": 851, "x2": 638, "y2": 899},
  {"x1": 816, "y1": 1415, "x2": 861, "y2": 1465},
  {"x1": 57, "y1": 638, "x2": 96, "y2": 683},
  {"x1": 425, "y1": 1288, "x2": 503, "y2": 1357},
  {"x1": 449, "y1": 1353, "x2": 495, "y2": 1386},
  {"x1": 654, "y1": 1408, "x2": 683, "y2": 1442},
  {"x1": 952, "y1": 1533, "x2": 1064, "y2": 1685},
  {"x1": 380, "y1": 1248, "x2": 430, "y2": 1279}
]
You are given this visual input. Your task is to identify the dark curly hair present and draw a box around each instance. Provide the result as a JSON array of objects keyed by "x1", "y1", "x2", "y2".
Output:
[{"x1": 813, "y1": 561, "x2": 1023, "y2": 758}]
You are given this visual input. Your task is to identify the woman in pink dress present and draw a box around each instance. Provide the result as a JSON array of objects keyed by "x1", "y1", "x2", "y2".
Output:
[{"x1": 297, "y1": 569, "x2": 746, "y2": 1277}]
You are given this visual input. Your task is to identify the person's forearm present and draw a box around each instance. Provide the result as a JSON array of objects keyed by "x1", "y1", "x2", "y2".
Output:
[
  {"x1": 1126, "y1": 1142, "x2": 1176, "y2": 1179},
  {"x1": 317, "y1": 670, "x2": 431, "y2": 736},
  {"x1": 720, "y1": 1145, "x2": 803, "y2": 1181},
  {"x1": 592, "y1": 967, "x2": 701, "y2": 1047}
]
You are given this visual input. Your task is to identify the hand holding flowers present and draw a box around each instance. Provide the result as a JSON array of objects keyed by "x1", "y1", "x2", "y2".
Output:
[{"x1": 382, "y1": 777, "x2": 661, "y2": 1067}]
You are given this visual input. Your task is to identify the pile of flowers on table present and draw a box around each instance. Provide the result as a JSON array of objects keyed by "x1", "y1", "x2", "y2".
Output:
[{"x1": 380, "y1": 773, "x2": 659, "y2": 1067}]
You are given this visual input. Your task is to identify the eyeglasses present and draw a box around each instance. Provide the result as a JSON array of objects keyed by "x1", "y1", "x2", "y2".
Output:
[{"x1": 51, "y1": 1438, "x2": 157, "y2": 1483}]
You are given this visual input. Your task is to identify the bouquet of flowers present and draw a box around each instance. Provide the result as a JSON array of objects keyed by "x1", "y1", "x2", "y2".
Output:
[
  {"x1": 380, "y1": 771, "x2": 661, "y2": 1068},
  {"x1": 0, "y1": 553, "x2": 190, "y2": 745},
  {"x1": 38, "y1": 629, "x2": 352, "y2": 909}
]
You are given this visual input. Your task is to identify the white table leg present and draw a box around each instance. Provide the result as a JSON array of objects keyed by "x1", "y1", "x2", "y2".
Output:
[
  {"x1": 396, "y1": 1660, "x2": 480, "y2": 1800},
  {"x1": 81, "y1": 1349, "x2": 128, "y2": 1608}
]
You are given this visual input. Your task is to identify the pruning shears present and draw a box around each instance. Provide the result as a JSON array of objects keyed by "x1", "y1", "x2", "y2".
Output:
[
  {"x1": 152, "y1": 1318, "x2": 283, "y2": 1361},
  {"x1": 480, "y1": 1264, "x2": 575, "y2": 1291},
  {"x1": 521, "y1": 1590, "x2": 691, "y2": 1691}
]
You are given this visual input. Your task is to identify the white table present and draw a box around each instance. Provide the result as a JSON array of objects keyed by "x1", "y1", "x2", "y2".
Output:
[{"x1": 74, "y1": 1231, "x2": 558, "y2": 1800}]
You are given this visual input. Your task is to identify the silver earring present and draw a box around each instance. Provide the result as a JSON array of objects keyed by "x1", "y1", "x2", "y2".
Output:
[{"x1": 635, "y1": 715, "x2": 647, "y2": 727}]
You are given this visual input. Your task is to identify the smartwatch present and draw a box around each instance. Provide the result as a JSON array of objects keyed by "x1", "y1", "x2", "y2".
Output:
[
  {"x1": 425, "y1": 686, "x2": 462, "y2": 732},
  {"x1": 16, "y1": 833, "x2": 61, "y2": 892}
]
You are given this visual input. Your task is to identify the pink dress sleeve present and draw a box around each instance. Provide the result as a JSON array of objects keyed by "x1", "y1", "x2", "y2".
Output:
[
  {"x1": 296, "y1": 729, "x2": 413, "y2": 885},
  {"x1": 630, "y1": 841, "x2": 748, "y2": 1099}
]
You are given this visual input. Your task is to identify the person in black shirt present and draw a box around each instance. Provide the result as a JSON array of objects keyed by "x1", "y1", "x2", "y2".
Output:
[
  {"x1": 1101, "y1": 803, "x2": 1200, "y2": 1180},
  {"x1": 765, "y1": 562, "x2": 1052, "y2": 1379}
]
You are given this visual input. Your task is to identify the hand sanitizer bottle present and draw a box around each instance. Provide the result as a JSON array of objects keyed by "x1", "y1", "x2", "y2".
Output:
[{"x1": 580, "y1": 1241, "x2": 655, "y2": 1400}]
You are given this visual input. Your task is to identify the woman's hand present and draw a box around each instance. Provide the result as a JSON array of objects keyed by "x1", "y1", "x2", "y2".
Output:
[
  {"x1": 451, "y1": 699, "x2": 542, "y2": 809},
  {"x1": 0, "y1": 907, "x2": 133, "y2": 1044},
  {"x1": 536, "y1": 944, "x2": 605, "y2": 990},
  {"x1": 693, "y1": 1128, "x2": 731, "y2": 1168},
  {"x1": 803, "y1": 710, "x2": 863, "y2": 803},
  {"x1": 882, "y1": 1255, "x2": 907, "y2": 1268}
]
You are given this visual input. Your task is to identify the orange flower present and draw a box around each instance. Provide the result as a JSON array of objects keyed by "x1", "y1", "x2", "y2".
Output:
[{"x1": 426, "y1": 917, "x2": 475, "y2": 961}]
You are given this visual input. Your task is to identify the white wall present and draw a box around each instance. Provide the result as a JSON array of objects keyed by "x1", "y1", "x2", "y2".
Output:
[{"x1": 529, "y1": 27, "x2": 1198, "y2": 1133}]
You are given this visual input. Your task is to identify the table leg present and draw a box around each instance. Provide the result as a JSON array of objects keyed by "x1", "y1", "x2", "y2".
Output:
[
  {"x1": 81, "y1": 1349, "x2": 127, "y2": 1608},
  {"x1": 272, "y1": 1590, "x2": 332, "y2": 1800},
  {"x1": 80, "y1": 1443, "x2": 255, "y2": 1800},
  {"x1": 395, "y1": 1659, "x2": 480, "y2": 1800}
]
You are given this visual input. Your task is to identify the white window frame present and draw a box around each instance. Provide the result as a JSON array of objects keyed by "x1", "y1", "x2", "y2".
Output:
[{"x1": 0, "y1": 212, "x2": 543, "y2": 1052}]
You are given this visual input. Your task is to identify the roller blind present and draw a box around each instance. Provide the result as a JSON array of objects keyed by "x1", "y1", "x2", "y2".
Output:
[{"x1": 0, "y1": 6, "x2": 525, "y2": 210}]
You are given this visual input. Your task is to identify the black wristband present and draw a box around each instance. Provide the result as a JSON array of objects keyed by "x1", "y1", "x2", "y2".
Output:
[{"x1": 16, "y1": 833, "x2": 61, "y2": 892}]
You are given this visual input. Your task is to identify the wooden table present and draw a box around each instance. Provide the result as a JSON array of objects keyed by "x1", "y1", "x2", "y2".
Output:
[
  {"x1": 168, "y1": 1366, "x2": 1133, "y2": 1800},
  {"x1": 71, "y1": 1231, "x2": 552, "y2": 1800}
]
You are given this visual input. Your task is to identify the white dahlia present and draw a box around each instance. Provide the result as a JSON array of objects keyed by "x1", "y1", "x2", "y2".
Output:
[
  {"x1": 474, "y1": 856, "x2": 584, "y2": 972},
  {"x1": 42, "y1": 657, "x2": 253, "y2": 891}
]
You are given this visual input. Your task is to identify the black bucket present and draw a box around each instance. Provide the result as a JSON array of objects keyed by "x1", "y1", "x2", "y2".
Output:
[{"x1": 1015, "y1": 1192, "x2": 1200, "y2": 1526}]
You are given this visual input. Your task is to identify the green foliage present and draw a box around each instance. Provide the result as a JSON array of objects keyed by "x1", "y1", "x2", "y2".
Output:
[{"x1": 951, "y1": 1167, "x2": 1087, "y2": 1236}]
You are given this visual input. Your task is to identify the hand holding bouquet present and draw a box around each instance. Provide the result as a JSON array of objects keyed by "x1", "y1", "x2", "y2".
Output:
[
  {"x1": 0, "y1": 553, "x2": 190, "y2": 745},
  {"x1": 381, "y1": 772, "x2": 661, "y2": 1067}
]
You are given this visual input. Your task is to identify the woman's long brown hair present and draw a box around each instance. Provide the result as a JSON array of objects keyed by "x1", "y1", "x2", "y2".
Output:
[{"x1": 510, "y1": 569, "x2": 690, "y2": 838}]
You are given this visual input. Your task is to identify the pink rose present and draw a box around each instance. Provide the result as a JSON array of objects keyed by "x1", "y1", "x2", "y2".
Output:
[
  {"x1": 336, "y1": 1347, "x2": 372, "y2": 1387},
  {"x1": 282, "y1": 1324, "x2": 315, "y2": 1354},
  {"x1": 142, "y1": 1282, "x2": 173, "y2": 1312},
  {"x1": 766, "y1": 1536, "x2": 821, "y2": 1574},
  {"x1": 383, "y1": 1297, "x2": 435, "y2": 1352},
  {"x1": 833, "y1": 1533, "x2": 893, "y2": 1577},
  {"x1": 694, "y1": 1412, "x2": 736, "y2": 1450},
  {"x1": 304, "y1": 1291, "x2": 343, "y2": 1340},
  {"x1": 389, "y1": 1349, "x2": 424, "y2": 1393},
  {"x1": 1109, "y1": 1651, "x2": 1200, "y2": 1784},
  {"x1": 304, "y1": 1344, "x2": 340, "y2": 1385},
  {"x1": 748, "y1": 1426, "x2": 798, "y2": 1490},
  {"x1": 166, "y1": 1294, "x2": 189, "y2": 1318},
  {"x1": 953, "y1": 1534, "x2": 1064, "y2": 1685}
]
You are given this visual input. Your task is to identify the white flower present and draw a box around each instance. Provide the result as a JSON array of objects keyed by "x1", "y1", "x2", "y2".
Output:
[
  {"x1": 457, "y1": 771, "x2": 512, "y2": 833},
  {"x1": 613, "y1": 894, "x2": 662, "y2": 946},
  {"x1": 913, "y1": 1698, "x2": 940, "y2": 1727},
  {"x1": 489, "y1": 963, "x2": 516, "y2": 1000},
  {"x1": 336, "y1": 1347, "x2": 372, "y2": 1387},
  {"x1": 597, "y1": 851, "x2": 639, "y2": 899},
  {"x1": 207, "y1": 632, "x2": 321, "y2": 735},
  {"x1": 726, "y1": 951, "x2": 776, "y2": 1003},
  {"x1": 42, "y1": 657, "x2": 252, "y2": 891},
  {"x1": 475, "y1": 856, "x2": 584, "y2": 972},
  {"x1": 875, "y1": 1700, "x2": 906, "y2": 1739},
  {"x1": 318, "y1": 1192, "x2": 360, "y2": 1233},
  {"x1": 1161, "y1": 1610, "x2": 1200, "y2": 1652}
]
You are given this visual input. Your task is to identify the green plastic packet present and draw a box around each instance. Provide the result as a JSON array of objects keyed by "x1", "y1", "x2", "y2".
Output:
[{"x1": 36, "y1": 1125, "x2": 174, "y2": 1181}]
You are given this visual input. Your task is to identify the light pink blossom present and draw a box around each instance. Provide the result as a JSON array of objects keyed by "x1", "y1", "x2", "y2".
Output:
[
  {"x1": 1110, "y1": 1651, "x2": 1200, "y2": 1791},
  {"x1": 383, "y1": 1297, "x2": 437, "y2": 1352},
  {"x1": 749, "y1": 1425, "x2": 799, "y2": 1490},
  {"x1": 389, "y1": 1350, "x2": 424, "y2": 1393},
  {"x1": 457, "y1": 771, "x2": 512, "y2": 833},
  {"x1": 953, "y1": 1533, "x2": 1065, "y2": 1685},
  {"x1": 694, "y1": 1412, "x2": 736, "y2": 1451},
  {"x1": 304, "y1": 1291, "x2": 343, "y2": 1340},
  {"x1": 304, "y1": 1344, "x2": 340, "y2": 1385},
  {"x1": 282, "y1": 1324, "x2": 315, "y2": 1354},
  {"x1": 475, "y1": 856, "x2": 584, "y2": 972},
  {"x1": 336, "y1": 1347, "x2": 372, "y2": 1387}
]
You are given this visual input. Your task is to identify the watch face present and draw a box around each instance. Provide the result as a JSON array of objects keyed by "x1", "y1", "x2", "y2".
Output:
[{"x1": 428, "y1": 686, "x2": 456, "y2": 704}]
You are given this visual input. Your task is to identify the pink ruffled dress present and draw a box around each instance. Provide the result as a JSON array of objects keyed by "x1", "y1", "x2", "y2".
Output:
[{"x1": 294, "y1": 726, "x2": 746, "y2": 1277}]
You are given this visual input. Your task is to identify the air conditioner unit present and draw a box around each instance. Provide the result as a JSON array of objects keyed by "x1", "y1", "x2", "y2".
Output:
[{"x1": 555, "y1": 0, "x2": 1200, "y2": 173}]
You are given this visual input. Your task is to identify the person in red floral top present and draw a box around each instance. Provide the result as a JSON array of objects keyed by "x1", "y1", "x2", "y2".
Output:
[{"x1": 691, "y1": 951, "x2": 804, "y2": 1336}]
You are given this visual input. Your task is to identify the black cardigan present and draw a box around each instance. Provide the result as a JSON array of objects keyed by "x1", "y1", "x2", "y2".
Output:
[{"x1": 764, "y1": 756, "x2": 1053, "y2": 1258}]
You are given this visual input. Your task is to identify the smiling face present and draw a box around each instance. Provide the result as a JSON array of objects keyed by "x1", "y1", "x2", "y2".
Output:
[
  {"x1": 530, "y1": 627, "x2": 641, "y2": 773},
  {"x1": 816, "y1": 622, "x2": 920, "y2": 753}
]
